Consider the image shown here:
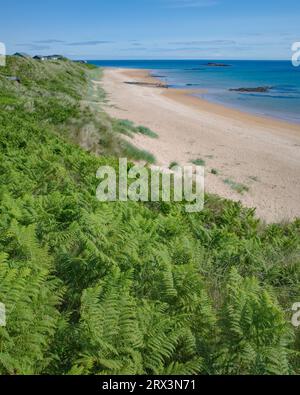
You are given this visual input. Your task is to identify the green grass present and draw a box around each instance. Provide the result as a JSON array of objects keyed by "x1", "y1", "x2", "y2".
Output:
[
  {"x1": 121, "y1": 141, "x2": 156, "y2": 163},
  {"x1": 0, "y1": 95, "x2": 18, "y2": 105},
  {"x1": 224, "y1": 178, "x2": 250, "y2": 194},
  {"x1": 83, "y1": 63, "x2": 98, "y2": 70},
  {"x1": 136, "y1": 125, "x2": 158, "y2": 138},
  {"x1": 0, "y1": 56, "x2": 156, "y2": 164},
  {"x1": 191, "y1": 158, "x2": 206, "y2": 166},
  {"x1": 169, "y1": 161, "x2": 180, "y2": 169},
  {"x1": 113, "y1": 120, "x2": 158, "y2": 139},
  {"x1": 113, "y1": 119, "x2": 136, "y2": 137}
]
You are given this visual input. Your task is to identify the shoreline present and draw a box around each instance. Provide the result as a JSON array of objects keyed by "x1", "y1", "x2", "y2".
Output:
[
  {"x1": 99, "y1": 67, "x2": 300, "y2": 223},
  {"x1": 123, "y1": 68, "x2": 300, "y2": 133},
  {"x1": 159, "y1": 78, "x2": 300, "y2": 128}
]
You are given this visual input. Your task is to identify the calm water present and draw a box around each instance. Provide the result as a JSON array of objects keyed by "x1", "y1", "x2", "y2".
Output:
[{"x1": 89, "y1": 60, "x2": 300, "y2": 124}]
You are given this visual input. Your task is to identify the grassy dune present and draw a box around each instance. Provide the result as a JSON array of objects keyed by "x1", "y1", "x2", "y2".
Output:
[{"x1": 0, "y1": 58, "x2": 299, "y2": 375}]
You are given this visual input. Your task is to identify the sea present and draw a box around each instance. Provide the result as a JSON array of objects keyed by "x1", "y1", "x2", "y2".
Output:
[{"x1": 88, "y1": 60, "x2": 300, "y2": 124}]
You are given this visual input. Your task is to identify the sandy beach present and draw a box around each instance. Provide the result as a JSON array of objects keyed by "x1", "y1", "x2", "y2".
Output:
[{"x1": 98, "y1": 67, "x2": 300, "y2": 223}]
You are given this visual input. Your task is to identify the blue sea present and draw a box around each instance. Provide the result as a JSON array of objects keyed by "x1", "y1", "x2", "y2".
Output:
[{"x1": 89, "y1": 60, "x2": 300, "y2": 124}]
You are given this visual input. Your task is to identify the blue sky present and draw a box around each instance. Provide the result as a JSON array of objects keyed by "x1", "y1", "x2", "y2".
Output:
[{"x1": 1, "y1": 0, "x2": 299, "y2": 59}]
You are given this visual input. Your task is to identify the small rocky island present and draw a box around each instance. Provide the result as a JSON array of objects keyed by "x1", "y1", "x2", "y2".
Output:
[
  {"x1": 205, "y1": 62, "x2": 231, "y2": 67},
  {"x1": 229, "y1": 86, "x2": 272, "y2": 93}
]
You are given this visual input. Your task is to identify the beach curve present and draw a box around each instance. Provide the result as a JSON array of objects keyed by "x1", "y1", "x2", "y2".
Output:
[{"x1": 98, "y1": 67, "x2": 300, "y2": 223}]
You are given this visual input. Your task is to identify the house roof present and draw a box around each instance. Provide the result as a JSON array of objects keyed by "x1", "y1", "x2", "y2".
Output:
[
  {"x1": 46, "y1": 55, "x2": 64, "y2": 59},
  {"x1": 33, "y1": 54, "x2": 64, "y2": 60}
]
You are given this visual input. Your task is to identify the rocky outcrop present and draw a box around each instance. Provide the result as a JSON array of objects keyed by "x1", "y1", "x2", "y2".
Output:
[
  {"x1": 229, "y1": 86, "x2": 272, "y2": 93},
  {"x1": 124, "y1": 81, "x2": 169, "y2": 88},
  {"x1": 205, "y1": 63, "x2": 231, "y2": 67}
]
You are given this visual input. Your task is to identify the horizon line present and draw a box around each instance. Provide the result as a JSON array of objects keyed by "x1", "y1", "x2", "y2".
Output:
[{"x1": 7, "y1": 54, "x2": 292, "y2": 62}]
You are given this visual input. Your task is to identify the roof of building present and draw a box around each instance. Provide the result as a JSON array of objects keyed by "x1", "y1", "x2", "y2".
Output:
[{"x1": 46, "y1": 55, "x2": 64, "y2": 59}]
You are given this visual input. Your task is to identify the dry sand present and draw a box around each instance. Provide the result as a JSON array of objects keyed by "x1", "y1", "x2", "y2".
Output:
[{"x1": 98, "y1": 67, "x2": 300, "y2": 223}]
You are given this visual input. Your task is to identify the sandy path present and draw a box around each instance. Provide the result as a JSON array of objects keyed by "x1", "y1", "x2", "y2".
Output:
[{"x1": 99, "y1": 67, "x2": 300, "y2": 223}]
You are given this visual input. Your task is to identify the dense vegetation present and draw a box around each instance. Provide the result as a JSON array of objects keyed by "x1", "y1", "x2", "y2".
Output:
[{"x1": 0, "y1": 57, "x2": 299, "y2": 375}]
